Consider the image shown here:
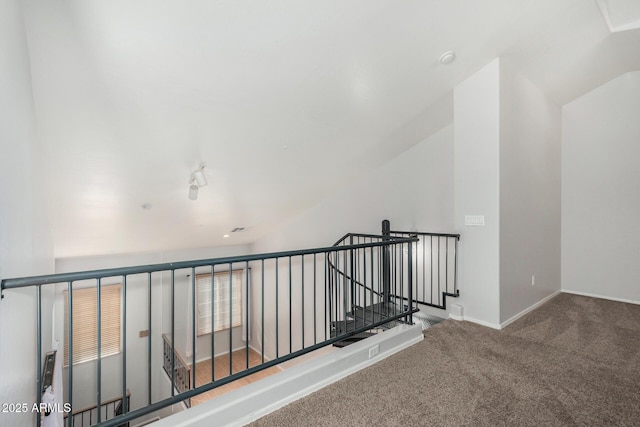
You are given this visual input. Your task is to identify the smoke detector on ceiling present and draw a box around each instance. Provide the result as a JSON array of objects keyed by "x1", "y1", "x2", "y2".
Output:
[{"x1": 439, "y1": 51, "x2": 456, "y2": 65}]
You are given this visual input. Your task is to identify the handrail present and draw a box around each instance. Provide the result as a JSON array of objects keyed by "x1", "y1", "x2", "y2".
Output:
[
  {"x1": 1, "y1": 234, "x2": 418, "y2": 427},
  {"x1": 161, "y1": 334, "x2": 191, "y2": 371},
  {"x1": 65, "y1": 389, "x2": 131, "y2": 419},
  {"x1": 331, "y1": 232, "x2": 397, "y2": 247},
  {"x1": 390, "y1": 230, "x2": 460, "y2": 239},
  {"x1": 390, "y1": 228, "x2": 461, "y2": 309},
  {"x1": 328, "y1": 224, "x2": 462, "y2": 312},
  {"x1": 328, "y1": 233, "x2": 388, "y2": 298},
  {"x1": 1, "y1": 238, "x2": 415, "y2": 291},
  {"x1": 161, "y1": 333, "x2": 192, "y2": 408},
  {"x1": 63, "y1": 389, "x2": 131, "y2": 427}
]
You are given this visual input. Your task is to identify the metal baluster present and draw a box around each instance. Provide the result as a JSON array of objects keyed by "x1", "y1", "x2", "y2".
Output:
[
  {"x1": 313, "y1": 254, "x2": 317, "y2": 345},
  {"x1": 390, "y1": 244, "x2": 395, "y2": 318},
  {"x1": 398, "y1": 242, "x2": 402, "y2": 316},
  {"x1": 438, "y1": 236, "x2": 441, "y2": 306},
  {"x1": 211, "y1": 265, "x2": 215, "y2": 382},
  {"x1": 454, "y1": 236, "x2": 459, "y2": 295},
  {"x1": 407, "y1": 242, "x2": 412, "y2": 323},
  {"x1": 289, "y1": 256, "x2": 292, "y2": 355},
  {"x1": 36, "y1": 285, "x2": 42, "y2": 427},
  {"x1": 229, "y1": 265, "x2": 233, "y2": 376},
  {"x1": 324, "y1": 254, "x2": 328, "y2": 341},
  {"x1": 122, "y1": 275, "x2": 128, "y2": 415},
  {"x1": 422, "y1": 237, "x2": 426, "y2": 304},
  {"x1": 67, "y1": 282, "x2": 73, "y2": 427},
  {"x1": 147, "y1": 272, "x2": 152, "y2": 405},
  {"x1": 362, "y1": 244, "x2": 367, "y2": 327},
  {"x1": 245, "y1": 261, "x2": 249, "y2": 370},
  {"x1": 170, "y1": 270, "x2": 175, "y2": 396},
  {"x1": 275, "y1": 258, "x2": 279, "y2": 359},
  {"x1": 354, "y1": 239, "x2": 359, "y2": 328},
  {"x1": 301, "y1": 255, "x2": 305, "y2": 350},
  {"x1": 349, "y1": 235, "x2": 354, "y2": 325},
  {"x1": 336, "y1": 249, "x2": 341, "y2": 332},
  {"x1": 343, "y1": 249, "x2": 347, "y2": 334},
  {"x1": 430, "y1": 236, "x2": 434, "y2": 305},
  {"x1": 446, "y1": 237, "x2": 449, "y2": 295},
  {"x1": 97, "y1": 278, "x2": 102, "y2": 423},
  {"x1": 370, "y1": 246, "x2": 374, "y2": 326},
  {"x1": 191, "y1": 268, "x2": 196, "y2": 389},
  {"x1": 261, "y1": 260, "x2": 265, "y2": 364}
]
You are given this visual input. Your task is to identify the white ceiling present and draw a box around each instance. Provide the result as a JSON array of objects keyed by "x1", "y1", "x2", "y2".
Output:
[{"x1": 22, "y1": 0, "x2": 640, "y2": 258}]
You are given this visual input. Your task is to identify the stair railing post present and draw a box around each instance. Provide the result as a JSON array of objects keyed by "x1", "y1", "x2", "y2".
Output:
[
  {"x1": 407, "y1": 239, "x2": 414, "y2": 325},
  {"x1": 349, "y1": 235, "x2": 356, "y2": 319},
  {"x1": 382, "y1": 220, "x2": 391, "y2": 305}
]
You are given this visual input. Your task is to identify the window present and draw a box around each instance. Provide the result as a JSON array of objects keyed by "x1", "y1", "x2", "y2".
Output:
[
  {"x1": 63, "y1": 284, "x2": 121, "y2": 366},
  {"x1": 196, "y1": 270, "x2": 243, "y2": 336}
]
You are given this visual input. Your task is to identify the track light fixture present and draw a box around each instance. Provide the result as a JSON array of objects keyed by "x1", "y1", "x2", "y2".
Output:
[
  {"x1": 192, "y1": 168, "x2": 208, "y2": 187},
  {"x1": 188, "y1": 183, "x2": 199, "y2": 200},
  {"x1": 188, "y1": 164, "x2": 208, "y2": 200}
]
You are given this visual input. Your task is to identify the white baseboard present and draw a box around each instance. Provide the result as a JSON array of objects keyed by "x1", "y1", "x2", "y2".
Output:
[
  {"x1": 447, "y1": 290, "x2": 562, "y2": 330},
  {"x1": 499, "y1": 290, "x2": 562, "y2": 329},
  {"x1": 460, "y1": 316, "x2": 502, "y2": 330},
  {"x1": 151, "y1": 324, "x2": 424, "y2": 427},
  {"x1": 448, "y1": 312, "x2": 501, "y2": 329},
  {"x1": 562, "y1": 289, "x2": 640, "y2": 305}
]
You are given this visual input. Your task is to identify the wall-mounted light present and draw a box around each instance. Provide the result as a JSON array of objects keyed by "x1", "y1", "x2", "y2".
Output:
[{"x1": 188, "y1": 164, "x2": 208, "y2": 200}]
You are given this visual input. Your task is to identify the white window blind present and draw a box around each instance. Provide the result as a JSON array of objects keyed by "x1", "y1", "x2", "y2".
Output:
[
  {"x1": 63, "y1": 284, "x2": 121, "y2": 366},
  {"x1": 196, "y1": 270, "x2": 243, "y2": 336}
]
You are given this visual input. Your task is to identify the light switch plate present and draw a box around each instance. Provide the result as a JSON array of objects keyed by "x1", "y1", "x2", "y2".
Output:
[{"x1": 465, "y1": 215, "x2": 485, "y2": 226}]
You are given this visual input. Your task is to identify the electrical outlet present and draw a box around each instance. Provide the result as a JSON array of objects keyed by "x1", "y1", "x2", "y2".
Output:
[
  {"x1": 368, "y1": 344, "x2": 379, "y2": 359},
  {"x1": 531, "y1": 275, "x2": 535, "y2": 286}
]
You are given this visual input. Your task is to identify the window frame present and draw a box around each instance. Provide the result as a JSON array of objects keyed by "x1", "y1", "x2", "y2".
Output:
[
  {"x1": 195, "y1": 269, "x2": 244, "y2": 336},
  {"x1": 63, "y1": 283, "x2": 122, "y2": 367}
]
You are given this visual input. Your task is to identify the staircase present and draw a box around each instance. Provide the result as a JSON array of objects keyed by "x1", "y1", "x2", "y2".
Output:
[
  {"x1": 328, "y1": 220, "x2": 460, "y2": 347},
  {"x1": 330, "y1": 302, "x2": 404, "y2": 347}
]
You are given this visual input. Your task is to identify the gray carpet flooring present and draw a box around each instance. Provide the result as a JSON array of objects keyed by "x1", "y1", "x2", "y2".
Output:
[{"x1": 249, "y1": 293, "x2": 640, "y2": 426}]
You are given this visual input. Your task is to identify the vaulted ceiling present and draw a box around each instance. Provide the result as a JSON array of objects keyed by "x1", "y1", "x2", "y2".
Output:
[{"x1": 22, "y1": 0, "x2": 640, "y2": 257}]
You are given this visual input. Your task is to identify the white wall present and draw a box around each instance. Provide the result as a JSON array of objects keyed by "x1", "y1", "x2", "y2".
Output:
[
  {"x1": 53, "y1": 244, "x2": 249, "y2": 413},
  {"x1": 562, "y1": 72, "x2": 640, "y2": 302},
  {"x1": 251, "y1": 123, "x2": 455, "y2": 357},
  {"x1": 499, "y1": 60, "x2": 561, "y2": 323},
  {"x1": 453, "y1": 58, "x2": 561, "y2": 327},
  {"x1": 453, "y1": 59, "x2": 502, "y2": 327},
  {"x1": 253, "y1": 124, "x2": 454, "y2": 253},
  {"x1": 0, "y1": 1, "x2": 55, "y2": 426}
]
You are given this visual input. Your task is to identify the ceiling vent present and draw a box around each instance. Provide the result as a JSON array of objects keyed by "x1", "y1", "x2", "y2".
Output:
[{"x1": 596, "y1": 0, "x2": 640, "y2": 32}]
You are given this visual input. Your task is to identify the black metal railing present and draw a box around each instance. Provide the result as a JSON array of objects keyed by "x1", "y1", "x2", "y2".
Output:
[
  {"x1": 63, "y1": 390, "x2": 130, "y2": 427},
  {"x1": 162, "y1": 334, "x2": 191, "y2": 408},
  {"x1": 0, "y1": 235, "x2": 417, "y2": 427},
  {"x1": 328, "y1": 232, "x2": 415, "y2": 336},
  {"x1": 329, "y1": 220, "x2": 460, "y2": 313},
  {"x1": 389, "y1": 222, "x2": 460, "y2": 309}
]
